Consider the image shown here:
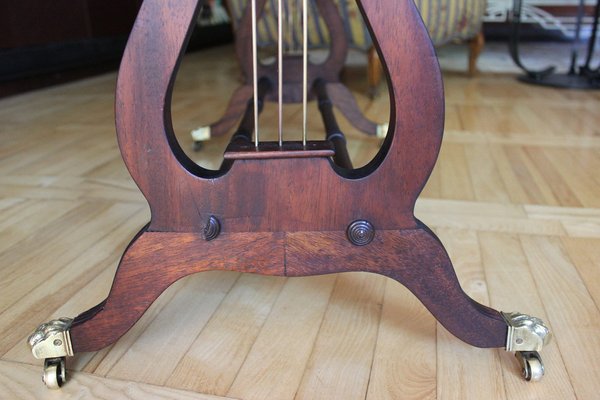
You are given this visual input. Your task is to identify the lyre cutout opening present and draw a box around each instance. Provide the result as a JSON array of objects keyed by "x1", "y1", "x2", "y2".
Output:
[
  {"x1": 115, "y1": 0, "x2": 443, "y2": 231},
  {"x1": 170, "y1": 0, "x2": 389, "y2": 174}
]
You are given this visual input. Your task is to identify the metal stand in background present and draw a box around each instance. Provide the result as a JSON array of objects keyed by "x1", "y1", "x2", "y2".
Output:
[{"x1": 509, "y1": 0, "x2": 600, "y2": 89}]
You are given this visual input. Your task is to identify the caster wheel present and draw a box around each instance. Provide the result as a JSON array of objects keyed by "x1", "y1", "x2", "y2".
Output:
[
  {"x1": 376, "y1": 123, "x2": 388, "y2": 139},
  {"x1": 192, "y1": 141, "x2": 204, "y2": 151},
  {"x1": 191, "y1": 126, "x2": 210, "y2": 152},
  {"x1": 516, "y1": 351, "x2": 544, "y2": 382},
  {"x1": 43, "y1": 357, "x2": 66, "y2": 389}
]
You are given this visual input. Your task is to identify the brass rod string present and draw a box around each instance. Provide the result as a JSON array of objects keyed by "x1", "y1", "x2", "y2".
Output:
[
  {"x1": 302, "y1": 0, "x2": 308, "y2": 146},
  {"x1": 278, "y1": 0, "x2": 283, "y2": 147},
  {"x1": 251, "y1": 0, "x2": 259, "y2": 148}
]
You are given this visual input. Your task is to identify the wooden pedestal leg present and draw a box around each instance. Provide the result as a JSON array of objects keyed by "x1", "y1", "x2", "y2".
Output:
[
  {"x1": 52, "y1": 225, "x2": 509, "y2": 353},
  {"x1": 377, "y1": 228, "x2": 548, "y2": 380},
  {"x1": 208, "y1": 85, "x2": 254, "y2": 137},
  {"x1": 67, "y1": 229, "x2": 284, "y2": 353},
  {"x1": 195, "y1": 81, "x2": 384, "y2": 144},
  {"x1": 376, "y1": 226, "x2": 507, "y2": 348},
  {"x1": 68, "y1": 231, "x2": 194, "y2": 353},
  {"x1": 468, "y1": 32, "x2": 485, "y2": 76},
  {"x1": 192, "y1": 85, "x2": 253, "y2": 150},
  {"x1": 285, "y1": 226, "x2": 508, "y2": 348},
  {"x1": 29, "y1": 228, "x2": 550, "y2": 387},
  {"x1": 325, "y1": 82, "x2": 381, "y2": 136}
]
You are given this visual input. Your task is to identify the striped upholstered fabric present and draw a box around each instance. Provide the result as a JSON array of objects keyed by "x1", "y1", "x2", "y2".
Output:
[
  {"x1": 226, "y1": 0, "x2": 485, "y2": 50},
  {"x1": 414, "y1": 0, "x2": 485, "y2": 45}
]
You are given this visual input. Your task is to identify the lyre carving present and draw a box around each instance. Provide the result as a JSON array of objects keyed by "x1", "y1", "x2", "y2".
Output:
[{"x1": 29, "y1": 0, "x2": 551, "y2": 389}]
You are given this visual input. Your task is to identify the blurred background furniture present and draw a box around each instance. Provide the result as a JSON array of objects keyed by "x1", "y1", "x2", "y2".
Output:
[
  {"x1": 191, "y1": 0, "x2": 387, "y2": 150},
  {"x1": 0, "y1": 0, "x2": 232, "y2": 98},
  {"x1": 226, "y1": 0, "x2": 487, "y2": 92}
]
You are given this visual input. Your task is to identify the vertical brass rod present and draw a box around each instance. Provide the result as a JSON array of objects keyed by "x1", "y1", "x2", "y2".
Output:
[
  {"x1": 251, "y1": 0, "x2": 259, "y2": 148},
  {"x1": 278, "y1": 0, "x2": 283, "y2": 147},
  {"x1": 302, "y1": 0, "x2": 308, "y2": 146}
]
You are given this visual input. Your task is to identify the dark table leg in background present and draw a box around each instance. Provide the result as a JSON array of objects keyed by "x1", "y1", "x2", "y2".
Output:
[{"x1": 509, "y1": 0, "x2": 600, "y2": 89}]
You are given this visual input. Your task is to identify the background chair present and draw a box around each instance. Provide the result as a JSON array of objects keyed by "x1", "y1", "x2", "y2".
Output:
[{"x1": 226, "y1": 0, "x2": 487, "y2": 92}]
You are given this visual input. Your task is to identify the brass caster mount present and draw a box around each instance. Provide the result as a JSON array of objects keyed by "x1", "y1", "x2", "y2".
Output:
[
  {"x1": 502, "y1": 312, "x2": 552, "y2": 382},
  {"x1": 27, "y1": 312, "x2": 551, "y2": 388},
  {"x1": 28, "y1": 317, "x2": 73, "y2": 389}
]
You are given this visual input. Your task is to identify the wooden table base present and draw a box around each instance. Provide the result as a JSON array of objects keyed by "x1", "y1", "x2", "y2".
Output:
[{"x1": 27, "y1": 0, "x2": 551, "y2": 390}]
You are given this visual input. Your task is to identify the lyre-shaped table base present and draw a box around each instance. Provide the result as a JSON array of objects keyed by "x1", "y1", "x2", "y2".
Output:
[{"x1": 28, "y1": 0, "x2": 551, "y2": 390}]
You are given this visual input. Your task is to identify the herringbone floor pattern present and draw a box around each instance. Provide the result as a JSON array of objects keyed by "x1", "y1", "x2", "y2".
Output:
[{"x1": 0, "y1": 45, "x2": 599, "y2": 399}]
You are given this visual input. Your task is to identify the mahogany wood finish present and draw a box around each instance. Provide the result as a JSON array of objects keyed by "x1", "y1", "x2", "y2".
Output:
[
  {"x1": 224, "y1": 141, "x2": 335, "y2": 160},
  {"x1": 71, "y1": 228, "x2": 506, "y2": 352},
  {"x1": 69, "y1": 0, "x2": 508, "y2": 355}
]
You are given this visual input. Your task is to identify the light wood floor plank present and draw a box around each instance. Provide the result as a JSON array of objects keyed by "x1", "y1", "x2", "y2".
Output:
[
  {"x1": 560, "y1": 237, "x2": 600, "y2": 310},
  {"x1": 443, "y1": 128, "x2": 600, "y2": 149},
  {"x1": 479, "y1": 232, "x2": 576, "y2": 400},
  {"x1": 542, "y1": 148, "x2": 600, "y2": 208},
  {"x1": 524, "y1": 147, "x2": 582, "y2": 207},
  {"x1": 489, "y1": 145, "x2": 532, "y2": 205},
  {"x1": 226, "y1": 276, "x2": 336, "y2": 400},
  {"x1": 0, "y1": 43, "x2": 598, "y2": 398},
  {"x1": 0, "y1": 203, "x2": 141, "y2": 316},
  {"x1": 520, "y1": 235, "x2": 600, "y2": 400},
  {"x1": 464, "y1": 143, "x2": 511, "y2": 203},
  {"x1": 0, "y1": 207, "x2": 147, "y2": 359},
  {"x1": 436, "y1": 229, "x2": 506, "y2": 400},
  {"x1": 81, "y1": 279, "x2": 185, "y2": 375},
  {"x1": 504, "y1": 145, "x2": 561, "y2": 206},
  {"x1": 0, "y1": 360, "x2": 237, "y2": 400},
  {"x1": 365, "y1": 279, "x2": 437, "y2": 400},
  {"x1": 294, "y1": 273, "x2": 385, "y2": 400},
  {"x1": 166, "y1": 274, "x2": 285, "y2": 395},
  {"x1": 438, "y1": 142, "x2": 475, "y2": 201},
  {"x1": 106, "y1": 271, "x2": 241, "y2": 385}
]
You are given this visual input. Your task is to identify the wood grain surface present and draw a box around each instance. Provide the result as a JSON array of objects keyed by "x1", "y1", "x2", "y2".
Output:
[{"x1": 0, "y1": 31, "x2": 599, "y2": 400}]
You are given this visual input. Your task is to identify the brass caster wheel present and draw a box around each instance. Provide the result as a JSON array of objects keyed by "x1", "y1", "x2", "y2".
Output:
[
  {"x1": 191, "y1": 126, "x2": 211, "y2": 152},
  {"x1": 376, "y1": 123, "x2": 389, "y2": 139},
  {"x1": 192, "y1": 141, "x2": 204, "y2": 151},
  {"x1": 43, "y1": 357, "x2": 66, "y2": 389},
  {"x1": 516, "y1": 351, "x2": 544, "y2": 382},
  {"x1": 502, "y1": 311, "x2": 550, "y2": 381}
]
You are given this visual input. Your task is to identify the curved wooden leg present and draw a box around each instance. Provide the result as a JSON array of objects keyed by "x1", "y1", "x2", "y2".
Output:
[
  {"x1": 68, "y1": 231, "x2": 189, "y2": 352},
  {"x1": 192, "y1": 85, "x2": 253, "y2": 149},
  {"x1": 30, "y1": 228, "x2": 549, "y2": 385},
  {"x1": 285, "y1": 227, "x2": 507, "y2": 348},
  {"x1": 69, "y1": 229, "x2": 284, "y2": 352},
  {"x1": 325, "y1": 82, "x2": 380, "y2": 136},
  {"x1": 367, "y1": 46, "x2": 383, "y2": 98},
  {"x1": 209, "y1": 85, "x2": 254, "y2": 136},
  {"x1": 375, "y1": 225, "x2": 507, "y2": 348},
  {"x1": 468, "y1": 32, "x2": 485, "y2": 76}
]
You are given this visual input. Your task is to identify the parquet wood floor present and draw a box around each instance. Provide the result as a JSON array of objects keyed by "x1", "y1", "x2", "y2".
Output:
[{"x1": 1, "y1": 45, "x2": 599, "y2": 399}]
